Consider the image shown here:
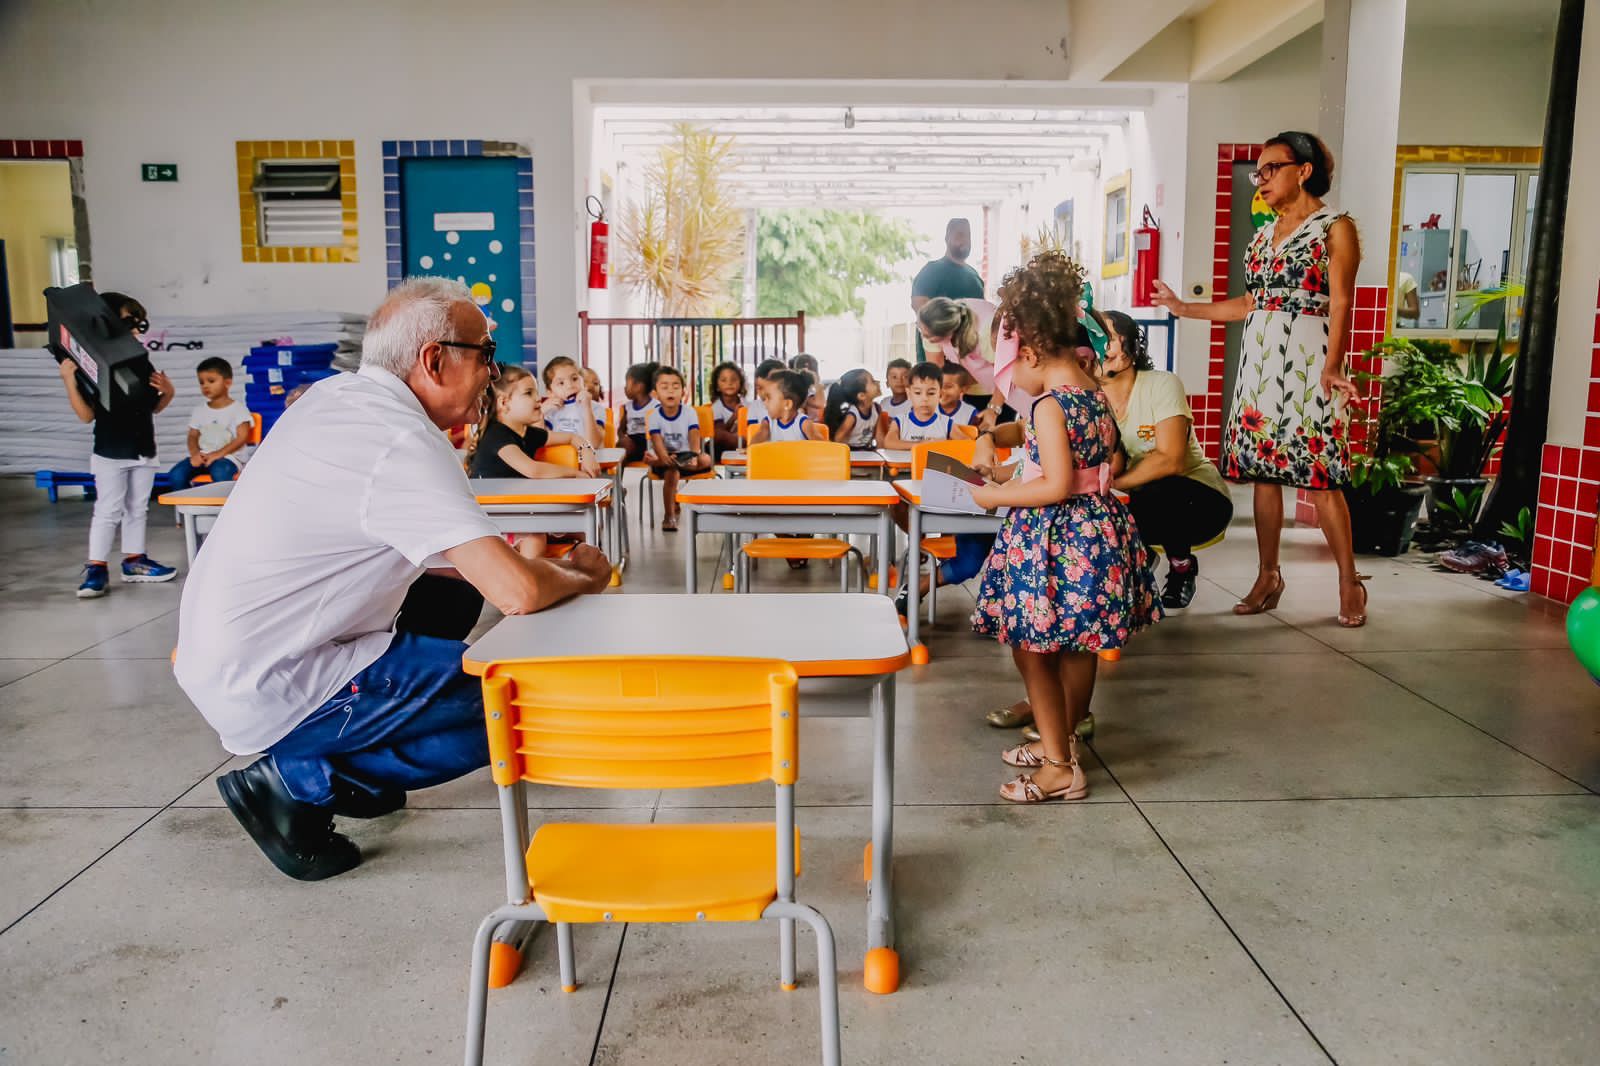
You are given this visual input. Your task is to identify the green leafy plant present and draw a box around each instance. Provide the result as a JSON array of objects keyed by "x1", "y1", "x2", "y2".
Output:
[
  {"x1": 737, "y1": 208, "x2": 922, "y2": 319},
  {"x1": 1371, "y1": 324, "x2": 1515, "y2": 480},
  {"x1": 1348, "y1": 452, "x2": 1417, "y2": 495},
  {"x1": 1454, "y1": 277, "x2": 1525, "y2": 330},
  {"x1": 1498, "y1": 506, "x2": 1534, "y2": 552},
  {"x1": 1433, "y1": 483, "x2": 1486, "y2": 531}
]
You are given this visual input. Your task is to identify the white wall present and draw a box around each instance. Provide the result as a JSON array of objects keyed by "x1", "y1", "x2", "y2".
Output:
[
  {"x1": 1398, "y1": 27, "x2": 1553, "y2": 147},
  {"x1": 0, "y1": 0, "x2": 1079, "y2": 359},
  {"x1": 1546, "y1": 8, "x2": 1599, "y2": 447}
]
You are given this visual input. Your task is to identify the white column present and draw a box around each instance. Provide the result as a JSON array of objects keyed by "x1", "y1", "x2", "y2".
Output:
[{"x1": 1326, "y1": 0, "x2": 1406, "y2": 288}]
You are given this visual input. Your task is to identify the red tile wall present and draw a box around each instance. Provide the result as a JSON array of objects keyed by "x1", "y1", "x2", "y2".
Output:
[
  {"x1": 0, "y1": 139, "x2": 83, "y2": 159},
  {"x1": 1531, "y1": 279, "x2": 1600, "y2": 604},
  {"x1": 1202, "y1": 143, "x2": 1263, "y2": 463}
]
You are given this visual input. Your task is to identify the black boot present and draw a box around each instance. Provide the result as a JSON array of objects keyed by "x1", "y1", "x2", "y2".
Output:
[
  {"x1": 330, "y1": 779, "x2": 407, "y2": 820},
  {"x1": 1162, "y1": 555, "x2": 1198, "y2": 609},
  {"x1": 217, "y1": 759, "x2": 362, "y2": 881}
]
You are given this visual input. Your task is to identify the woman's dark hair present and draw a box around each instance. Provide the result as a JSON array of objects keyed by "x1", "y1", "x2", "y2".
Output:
[
  {"x1": 1100, "y1": 310, "x2": 1154, "y2": 373},
  {"x1": 1265, "y1": 131, "x2": 1335, "y2": 197},
  {"x1": 823, "y1": 368, "x2": 873, "y2": 436},
  {"x1": 770, "y1": 369, "x2": 811, "y2": 409},
  {"x1": 996, "y1": 251, "x2": 1086, "y2": 358},
  {"x1": 710, "y1": 361, "x2": 746, "y2": 397}
]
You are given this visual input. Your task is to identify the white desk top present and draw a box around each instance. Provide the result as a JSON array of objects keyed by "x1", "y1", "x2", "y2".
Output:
[
  {"x1": 463, "y1": 593, "x2": 910, "y2": 677},
  {"x1": 595, "y1": 447, "x2": 627, "y2": 469},
  {"x1": 469, "y1": 477, "x2": 612, "y2": 504},
  {"x1": 158, "y1": 481, "x2": 237, "y2": 506},
  {"x1": 720, "y1": 449, "x2": 885, "y2": 468},
  {"x1": 677, "y1": 479, "x2": 900, "y2": 506},
  {"x1": 878, "y1": 449, "x2": 912, "y2": 468}
]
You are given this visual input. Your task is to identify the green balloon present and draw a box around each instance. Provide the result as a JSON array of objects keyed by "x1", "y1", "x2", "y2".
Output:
[{"x1": 1565, "y1": 586, "x2": 1600, "y2": 679}]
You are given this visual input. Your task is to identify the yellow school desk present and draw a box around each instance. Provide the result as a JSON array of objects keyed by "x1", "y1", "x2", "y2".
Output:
[
  {"x1": 675, "y1": 479, "x2": 901, "y2": 596},
  {"x1": 718, "y1": 449, "x2": 887, "y2": 478},
  {"x1": 892, "y1": 479, "x2": 1006, "y2": 665},
  {"x1": 461, "y1": 592, "x2": 913, "y2": 993}
]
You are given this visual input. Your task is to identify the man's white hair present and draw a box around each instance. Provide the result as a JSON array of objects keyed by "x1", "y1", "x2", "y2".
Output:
[{"x1": 361, "y1": 277, "x2": 478, "y2": 376}]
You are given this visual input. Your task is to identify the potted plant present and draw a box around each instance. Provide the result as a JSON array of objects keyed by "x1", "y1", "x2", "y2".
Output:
[
  {"x1": 1344, "y1": 451, "x2": 1426, "y2": 556},
  {"x1": 1369, "y1": 325, "x2": 1514, "y2": 533}
]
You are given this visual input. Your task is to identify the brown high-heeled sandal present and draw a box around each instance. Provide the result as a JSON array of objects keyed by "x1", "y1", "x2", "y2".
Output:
[
  {"x1": 999, "y1": 751, "x2": 1089, "y2": 804},
  {"x1": 1233, "y1": 568, "x2": 1285, "y2": 615},
  {"x1": 1338, "y1": 577, "x2": 1368, "y2": 628}
]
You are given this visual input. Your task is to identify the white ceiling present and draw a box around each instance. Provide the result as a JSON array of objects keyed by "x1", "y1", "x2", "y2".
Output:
[{"x1": 600, "y1": 105, "x2": 1128, "y2": 209}]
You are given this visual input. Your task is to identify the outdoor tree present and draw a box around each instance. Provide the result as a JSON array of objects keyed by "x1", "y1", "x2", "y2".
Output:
[
  {"x1": 616, "y1": 123, "x2": 745, "y2": 317},
  {"x1": 748, "y1": 208, "x2": 922, "y2": 318}
]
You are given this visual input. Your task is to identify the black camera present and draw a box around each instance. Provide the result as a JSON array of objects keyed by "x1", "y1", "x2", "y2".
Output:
[{"x1": 45, "y1": 283, "x2": 154, "y2": 411}]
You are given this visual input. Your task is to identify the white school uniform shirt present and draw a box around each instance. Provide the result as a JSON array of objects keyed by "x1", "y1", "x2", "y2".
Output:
[
  {"x1": 942, "y1": 400, "x2": 980, "y2": 428},
  {"x1": 878, "y1": 395, "x2": 913, "y2": 425},
  {"x1": 190, "y1": 399, "x2": 254, "y2": 466},
  {"x1": 764, "y1": 413, "x2": 813, "y2": 442},
  {"x1": 547, "y1": 396, "x2": 603, "y2": 436},
  {"x1": 622, "y1": 397, "x2": 658, "y2": 436},
  {"x1": 841, "y1": 402, "x2": 878, "y2": 448},
  {"x1": 711, "y1": 395, "x2": 742, "y2": 425},
  {"x1": 745, "y1": 395, "x2": 768, "y2": 424},
  {"x1": 894, "y1": 409, "x2": 957, "y2": 444},
  {"x1": 174, "y1": 364, "x2": 501, "y2": 755},
  {"x1": 648, "y1": 404, "x2": 698, "y2": 453}
]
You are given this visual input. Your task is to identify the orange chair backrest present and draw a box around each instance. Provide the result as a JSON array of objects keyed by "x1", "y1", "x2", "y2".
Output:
[
  {"x1": 747, "y1": 440, "x2": 848, "y2": 480},
  {"x1": 249, "y1": 412, "x2": 263, "y2": 445},
  {"x1": 737, "y1": 405, "x2": 748, "y2": 443},
  {"x1": 481, "y1": 657, "x2": 799, "y2": 790},
  {"x1": 603, "y1": 406, "x2": 618, "y2": 448},
  {"x1": 536, "y1": 444, "x2": 581, "y2": 469},
  {"x1": 911, "y1": 439, "x2": 977, "y2": 479},
  {"x1": 693, "y1": 404, "x2": 714, "y2": 444},
  {"x1": 954, "y1": 424, "x2": 979, "y2": 440}
]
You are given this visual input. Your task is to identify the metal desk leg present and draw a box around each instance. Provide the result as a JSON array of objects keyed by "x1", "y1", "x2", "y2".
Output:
[
  {"x1": 683, "y1": 507, "x2": 699, "y2": 593},
  {"x1": 876, "y1": 509, "x2": 893, "y2": 598},
  {"x1": 906, "y1": 504, "x2": 928, "y2": 664},
  {"x1": 489, "y1": 782, "x2": 539, "y2": 989},
  {"x1": 864, "y1": 676, "x2": 899, "y2": 994},
  {"x1": 181, "y1": 511, "x2": 199, "y2": 568}
]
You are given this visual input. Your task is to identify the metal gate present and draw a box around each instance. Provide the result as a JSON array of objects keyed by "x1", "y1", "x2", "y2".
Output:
[{"x1": 578, "y1": 312, "x2": 805, "y2": 404}]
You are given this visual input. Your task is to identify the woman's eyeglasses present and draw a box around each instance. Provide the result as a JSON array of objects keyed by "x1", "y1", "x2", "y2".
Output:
[
  {"x1": 1248, "y1": 161, "x2": 1295, "y2": 187},
  {"x1": 436, "y1": 338, "x2": 499, "y2": 374}
]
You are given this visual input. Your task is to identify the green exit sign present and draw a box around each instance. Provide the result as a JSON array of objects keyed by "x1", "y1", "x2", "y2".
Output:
[{"x1": 141, "y1": 163, "x2": 178, "y2": 182}]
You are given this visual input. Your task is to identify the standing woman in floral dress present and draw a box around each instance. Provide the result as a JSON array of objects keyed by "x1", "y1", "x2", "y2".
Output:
[{"x1": 1153, "y1": 131, "x2": 1367, "y2": 627}]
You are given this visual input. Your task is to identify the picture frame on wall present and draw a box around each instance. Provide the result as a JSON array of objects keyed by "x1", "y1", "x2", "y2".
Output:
[{"x1": 1102, "y1": 172, "x2": 1130, "y2": 278}]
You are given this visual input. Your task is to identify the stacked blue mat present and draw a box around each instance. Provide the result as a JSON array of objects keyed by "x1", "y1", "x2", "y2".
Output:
[{"x1": 243, "y1": 343, "x2": 339, "y2": 434}]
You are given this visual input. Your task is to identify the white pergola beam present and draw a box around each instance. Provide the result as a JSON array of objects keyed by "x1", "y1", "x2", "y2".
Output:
[
  {"x1": 1189, "y1": 0, "x2": 1324, "y2": 82},
  {"x1": 1066, "y1": 0, "x2": 1203, "y2": 80}
]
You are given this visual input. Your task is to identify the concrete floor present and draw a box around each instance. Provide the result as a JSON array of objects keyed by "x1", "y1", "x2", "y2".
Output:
[{"x1": 1, "y1": 477, "x2": 1597, "y2": 1065}]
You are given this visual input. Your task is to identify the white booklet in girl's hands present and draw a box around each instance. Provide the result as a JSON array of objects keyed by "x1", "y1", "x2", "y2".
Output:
[{"x1": 920, "y1": 468, "x2": 997, "y2": 516}]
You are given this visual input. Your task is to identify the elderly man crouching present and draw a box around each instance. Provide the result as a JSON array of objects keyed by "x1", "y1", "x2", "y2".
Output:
[{"x1": 175, "y1": 278, "x2": 611, "y2": 881}]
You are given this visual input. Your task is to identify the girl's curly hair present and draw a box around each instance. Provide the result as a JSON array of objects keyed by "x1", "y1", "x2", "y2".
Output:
[{"x1": 996, "y1": 251, "x2": 1086, "y2": 357}]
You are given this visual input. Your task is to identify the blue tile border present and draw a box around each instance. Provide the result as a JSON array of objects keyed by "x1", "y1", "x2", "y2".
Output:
[{"x1": 383, "y1": 140, "x2": 537, "y2": 366}]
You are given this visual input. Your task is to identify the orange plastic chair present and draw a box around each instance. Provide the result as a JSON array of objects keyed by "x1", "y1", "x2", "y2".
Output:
[
  {"x1": 602, "y1": 406, "x2": 617, "y2": 449},
  {"x1": 190, "y1": 412, "x2": 266, "y2": 486},
  {"x1": 738, "y1": 441, "x2": 864, "y2": 592},
  {"x1": 954, "y1": 423, "x2": 979, "y2": 440},
  {"x1": 463, "y1": 657, "x2": 840, "y2": 1066},
  {"x1": 902, "y1": 439, "x2": 1014, "y2": 623},
  {"x1": 527, "y1": 444, "x2": 602, "y2": 559}
]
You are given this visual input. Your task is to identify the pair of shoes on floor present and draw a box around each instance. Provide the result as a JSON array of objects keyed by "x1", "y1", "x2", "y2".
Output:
[
  {"x1": 217, "y1": 759, "x2": 405, "y2": 881},
  {"x1": 77, "y1": 555, "x2": 177, "y2": 597},
  {"x1": 1494, "y1": 568, "x2": 1530, "y2": 592},
  {"x1": 1019, "y1": 713, "x2": 1094, "y2": 744},
  {"x1": 1438, "y1": 540, "x2": 1508, "y2": 575}
]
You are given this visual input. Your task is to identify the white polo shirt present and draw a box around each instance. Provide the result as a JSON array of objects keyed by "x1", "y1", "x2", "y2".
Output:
[{"x1": 175, "y1": 365, "x2": 501, "y2": 754}]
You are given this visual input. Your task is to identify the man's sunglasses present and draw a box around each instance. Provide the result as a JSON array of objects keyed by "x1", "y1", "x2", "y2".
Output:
[{"x1": 436, "y1": 338, "x2": 499, "y2": 373}]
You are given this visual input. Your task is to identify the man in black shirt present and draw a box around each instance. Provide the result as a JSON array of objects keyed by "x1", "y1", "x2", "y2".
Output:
[{"x1": 910, "y1": 218, "x2": 985, "y2": 359}]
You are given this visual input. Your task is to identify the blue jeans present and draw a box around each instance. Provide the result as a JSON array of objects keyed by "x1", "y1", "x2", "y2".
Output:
[
  {"x1": 938, "y1": 534, "x2": 996, "y2": 586},
  {"x1": 167, "y1": 457, "x2": 239, "y2": 489},
  {"x1": 267, "y1": 631, "x2": 488, "y2": 807}
]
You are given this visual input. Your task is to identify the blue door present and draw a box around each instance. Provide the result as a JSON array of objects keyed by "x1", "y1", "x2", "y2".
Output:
[{"x1": 400, "y1": 157, "x2": 528, "y2": 363}]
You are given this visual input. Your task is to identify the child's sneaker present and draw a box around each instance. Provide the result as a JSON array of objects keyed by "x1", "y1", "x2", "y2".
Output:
[
  {"x1": 121, "y1": 554, "x2": 177, "y2": 583},
  {"x1": 1438, "y1": 540, "x2": 1508, "y2": 575},
  {"x1": 76, "y1": 563, "x2": 110, "y2": 598}
]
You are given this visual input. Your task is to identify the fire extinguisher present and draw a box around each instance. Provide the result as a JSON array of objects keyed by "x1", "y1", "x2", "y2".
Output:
[
  {"x1": 586, "y1": 195, "x2": 609, "y2": 290},
  {"x1": 1133, "y1": 206, "x2": 1161, "y2": 308}
]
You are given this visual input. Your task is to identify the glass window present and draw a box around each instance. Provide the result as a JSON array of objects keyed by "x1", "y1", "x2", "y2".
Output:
[
  {"x1": 1512, "y1": 174, "x2": 1538, "y2": 338},
  {"x1": 1452, "y1": 172, "x2": 1516, "y2": 330},
  {"x1": 1102, "y1": 177, "x2": 1129, "y2": 278},
  {"x1": 1394, "y1": 171, "x2": 1457, "y2": 330}
]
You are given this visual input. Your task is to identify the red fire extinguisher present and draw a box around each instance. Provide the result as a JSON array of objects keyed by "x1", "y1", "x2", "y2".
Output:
[
  {"x1": 586, "y1": 195, "x2": 609, "y2": 290},
  {"x1": 1133, "y1": 206, "x2": 1161, "y2": 308}
]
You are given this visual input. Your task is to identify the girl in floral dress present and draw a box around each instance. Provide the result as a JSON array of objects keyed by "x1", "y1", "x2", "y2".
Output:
[
  {"x1": 1153, "y1": 130, "x2": 1368, "y2": 627},
  {"x1": 971, "y1": 252, "x2": 1162, "y2": 804}
]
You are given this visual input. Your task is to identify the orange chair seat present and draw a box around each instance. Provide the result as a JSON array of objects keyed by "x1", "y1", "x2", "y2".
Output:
[
  {"x1": 742, "y1": 537, "x2": 853, "y2": 561},
  {"x1": 191, "y1": 474, "x2": 214, "y2": 485},
  {"x1": 921, "y1": 536, "x2": 957, "y2": 560},
  {"x1": 544, "y1": 542, "x2": 576, "y2": 559},
  {"x1": 526, "y1": 822, "x2": 795, "y2": 924}
]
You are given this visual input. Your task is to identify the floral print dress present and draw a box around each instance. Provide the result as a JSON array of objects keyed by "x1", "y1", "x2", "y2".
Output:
[
  {"x1": 1224, "y1": 207, "x2": 1351, "y2": 488},
  {"x1": 972, "y1": 387, "x2": 1162, "y2": 653}
]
